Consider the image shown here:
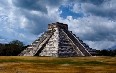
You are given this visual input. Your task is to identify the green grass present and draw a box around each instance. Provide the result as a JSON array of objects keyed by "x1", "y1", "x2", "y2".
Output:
[{"x1": 0, "y1": 56, "x2": 116, "y2": 73}]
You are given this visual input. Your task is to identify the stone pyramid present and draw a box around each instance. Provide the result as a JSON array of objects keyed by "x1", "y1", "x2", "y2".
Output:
[{"x1": 19, "y1": 22, "x2": 91, "y2": 57}]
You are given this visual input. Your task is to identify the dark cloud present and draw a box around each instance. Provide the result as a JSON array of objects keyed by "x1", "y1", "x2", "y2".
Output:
[
  {"x1": 0, "y1": 1, "x2": 8, "y2": 6},
  {"x1": 0, "y1": 36, "x2": 3, "y2": 39},
  {"x1": 68, "y1": 0, "x2": 105, "y2": 5},
  {"x1": 12, "y1": 0, "x2": 47, "y2": 13},
  {"x1": 26, "y1": 15, "x2": 52, "y2": 35},
  {"x1": 81, "y1": 28, "x2": 116, "y2": 41},
  {"x1": 82, "y1": 2, "x2": 116, "y2": 20},
  {"x1": 23, "y1": 12, "x2": 53, "y2": 34},
  {"x1": 11, "y1": 0, "x2": 65, "y2": 35},
  {"x1": 87, "y1": 26, "x2": 115, "y2": 41},
  {"x1": 80, "y1": 0, "x2": 105, "y2": 5},
  {"x1": 72, "y1": 0, "x2": 116, "y2": 20},
  {"x1": 45, "y1": 0, "x2": 64, "y2": 7},
  {"x1": 88, "y1": 9, "x2": 116, "y2": 20},
  {"x1": 12, "y1": 0, "x2": 65, "y2": 14}
]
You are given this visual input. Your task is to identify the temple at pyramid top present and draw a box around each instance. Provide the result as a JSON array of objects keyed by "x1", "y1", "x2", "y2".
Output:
[
  {"x1": 48, "y1": 22, "x2": 68, "y2": 30},
  {"x1": 19, "y1": 22, "x2": 92, "y2": 57}
]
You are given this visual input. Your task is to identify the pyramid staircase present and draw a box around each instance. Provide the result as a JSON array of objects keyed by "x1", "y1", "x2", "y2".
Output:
[
  {"x1": 19, "y1": 22, "x2": 91, "y2": 57},
  {"x1": 19, "y1": 30, "x2": 54, "y2": 56}
]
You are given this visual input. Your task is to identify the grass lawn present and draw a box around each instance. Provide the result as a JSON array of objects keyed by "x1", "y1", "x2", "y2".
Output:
[{"x1": 0, "y1": 56, "x2": 115, "y2": 73}]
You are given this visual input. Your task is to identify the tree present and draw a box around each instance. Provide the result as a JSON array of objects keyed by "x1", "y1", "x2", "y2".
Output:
[
  {"x1": 0, "y1": 40, "x2": 26, "y2": 56},
  {"x1": 9, "y1": 40, "x2": 24, "y2": 47}
]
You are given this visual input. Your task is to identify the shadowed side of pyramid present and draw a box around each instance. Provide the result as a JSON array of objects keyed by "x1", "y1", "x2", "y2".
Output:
[{"x1": 19, "y1": 22, "x2": 91, "y2": 57}]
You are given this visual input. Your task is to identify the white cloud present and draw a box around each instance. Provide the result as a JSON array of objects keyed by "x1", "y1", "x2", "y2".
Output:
[
  {"x1": 84, "y1": 40, "x2": 116, "y2": 50},
  {"x1": 72, "y1": 3, "x2": 82, "y2": 13},
  {"x1": 58, "y1": 14, "x2": 116, "y2": 49}
]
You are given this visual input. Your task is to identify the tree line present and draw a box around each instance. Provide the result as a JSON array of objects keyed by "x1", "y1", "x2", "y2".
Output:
[
  {"x1": 96, "y1": 49, "x2": 116, "y2": 56},
  {"x1": 0, "y1": 40, "x2": 116, "y2": 56},
  {"x1": 0, "y1": 40, "x2": 28, "y2": 56}
]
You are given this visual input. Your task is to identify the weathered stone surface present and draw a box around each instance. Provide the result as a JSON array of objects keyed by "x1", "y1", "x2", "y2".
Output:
[{"x1": 19, "y1": 22, "x2": 91, "y2": 57}]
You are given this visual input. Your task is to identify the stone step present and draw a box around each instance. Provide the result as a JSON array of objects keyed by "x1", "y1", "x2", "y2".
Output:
[
  {"x1": 19, "y1": 30, "x2": 54, "y2": 56},
  {"x1": 62, "y1": 29, "x2": 91, "y2": 56}
]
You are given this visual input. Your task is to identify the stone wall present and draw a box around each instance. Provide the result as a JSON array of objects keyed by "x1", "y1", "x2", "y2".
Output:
[{"x1": 39, "y1": 28, "x2": 59, "y2": 57}]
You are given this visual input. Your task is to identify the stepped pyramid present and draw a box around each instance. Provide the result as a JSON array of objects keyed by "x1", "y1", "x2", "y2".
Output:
[{"x1": 19, "y1": 22, "x2": 91, "y2": 57}]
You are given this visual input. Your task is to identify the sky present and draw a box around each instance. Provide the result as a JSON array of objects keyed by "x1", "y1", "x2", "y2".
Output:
[{"x1": 0, "y1": 0, "x2": 116, "y2": 50}]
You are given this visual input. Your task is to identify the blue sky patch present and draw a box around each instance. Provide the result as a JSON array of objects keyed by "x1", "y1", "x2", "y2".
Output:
[{"x1": 59, "y1": 5, "x2": 84, "y2": 19}]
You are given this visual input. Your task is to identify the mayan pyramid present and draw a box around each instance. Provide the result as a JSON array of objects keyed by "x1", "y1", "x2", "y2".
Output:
[{"x1": 19, "y1": 22, "x2": 91, "y2": 57}]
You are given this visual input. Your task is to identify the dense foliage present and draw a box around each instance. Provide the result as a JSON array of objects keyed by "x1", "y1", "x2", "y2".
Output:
[
  {"x1": 0, "y1": 40, "x2": 27, "y2": 56},
  {"x1": 96, "y1": 49, "x2": 116, "y2": 56}
]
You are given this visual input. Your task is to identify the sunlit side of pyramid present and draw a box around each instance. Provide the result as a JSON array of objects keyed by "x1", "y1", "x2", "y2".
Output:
[{"x1": 19, "y1": 22, "x2": 91, "y2": 57}]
